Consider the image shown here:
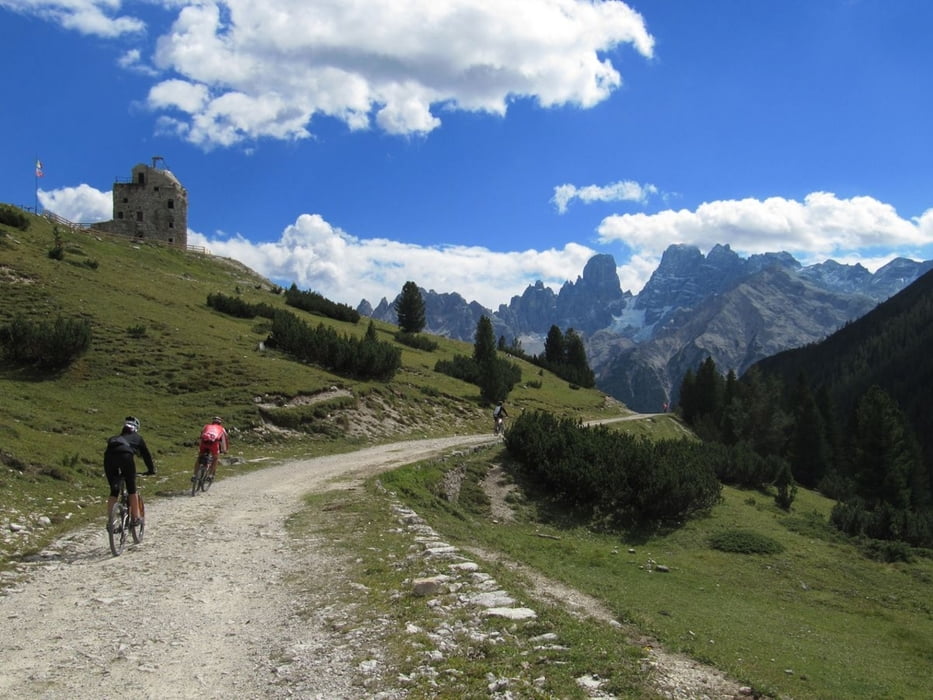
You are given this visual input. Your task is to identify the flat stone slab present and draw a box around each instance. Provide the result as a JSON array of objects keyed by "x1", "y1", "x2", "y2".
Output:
[
  {"x1": 464, "y1": 591, "x2": 516, "y2": 607},
  {"x1": 483, "y1": 607, "x2": 537, "y2": 620}
]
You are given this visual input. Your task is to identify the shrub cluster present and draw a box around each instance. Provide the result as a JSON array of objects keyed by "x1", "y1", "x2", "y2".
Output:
[
  {"x1": 708, "y1": 529, "x2": 785, "y2": 554},
  {"x1": 830, "y1": 499, "x2": 932, "y2": 548},
  {"x1": 206, "y1": 292, "x2": 277, "y2": 319},
  {"x1": 284, "y1": 284, "x2": 360, "y2": 323},
  {"x1": 435, "y1": 354, "x2": 521, "y2": 402},
  {"x1": 267, "y1": 311, "x2": 401, "y2": 380},
  {"x1": 505, "y1": 411, "x2": 722, "y2": 527},
  {"x1": 705, "y1": 442, "x2": 788, "y2": 489},
  {"x1": 0, "y1": 314, "x2": 91, "y2": 369},
  {"x1": 394, "y1": 331, "x2": 438, "y2": 352},
  {"x1": 0, "y1": 205, "x2": 30, "y2": 231}
]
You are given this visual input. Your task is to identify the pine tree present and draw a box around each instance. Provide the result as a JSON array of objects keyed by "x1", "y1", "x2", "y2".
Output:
[
  {"x1": 679, "y1": 369, "x2": 697, "y2": 423},
  {"x1": 473, "y1": 315, "x2": 497, "y2": 365},
  {"x1": 851, "y1": 385, "x2": 924, "y2": 510},
  {"x1": 394, "y1": 281, "x2": 426, "y2": 334},
  {"x1": 563, "y1": 328, "x2": 595, "y2": 387},
  {"x1": 544, "y1": 325, "x2": 564, "y2": 364},
  {"x1": 788, "y1": 373, "x2": 830, "y2": 488}
]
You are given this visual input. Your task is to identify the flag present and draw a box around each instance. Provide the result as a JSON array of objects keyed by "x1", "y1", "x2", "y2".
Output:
[{"x1": 35, "y1": 160, "x2": 44, "y2": 178}]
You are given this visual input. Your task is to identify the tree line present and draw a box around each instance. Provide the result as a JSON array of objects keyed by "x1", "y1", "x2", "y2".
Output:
[
  {"x1": 679, "y1": 357, "x2": 932, "y2": 550},
  {"x1": 207, "y1": 292, "x2": 401, "y2": 381}
]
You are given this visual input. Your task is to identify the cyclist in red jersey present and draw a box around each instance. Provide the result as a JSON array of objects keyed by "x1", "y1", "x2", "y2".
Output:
[{"x1": 192, "y1": 416, "x2": 229, "y2": 482}]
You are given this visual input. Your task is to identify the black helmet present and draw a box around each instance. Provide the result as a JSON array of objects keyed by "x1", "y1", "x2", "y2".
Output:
[{"x1": 124, "y1": 416, "x2": 140, "y2": 432}]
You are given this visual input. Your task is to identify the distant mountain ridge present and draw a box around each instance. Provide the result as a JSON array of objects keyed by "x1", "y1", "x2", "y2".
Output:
[{"x1": 358, "y1": 244, "x2": 933, "y2": 411}]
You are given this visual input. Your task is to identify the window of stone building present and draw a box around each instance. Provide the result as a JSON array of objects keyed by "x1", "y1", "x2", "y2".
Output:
[
  {"x1": 167, "y1": 199, "x2": 174, "y2": 209},
  {"x1": 137, "y1": 173, "x2": 145, "y2": 185},
  {"x1": 168, "y1": 221, "x2": 174, "y2": 229},
  {"x1": 117, "y1": 212, "x2": 124, "y2": 220},
  {"x1": 122, "y1": 197, "x2": 129, "y2": 203},
  {"x1": 136, "y1": 211, "x2": 143, "y2": 222}
]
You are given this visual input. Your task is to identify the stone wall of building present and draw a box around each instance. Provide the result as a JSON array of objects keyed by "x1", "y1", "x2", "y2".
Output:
[{"x1": 94, "y1": 160, "x2": 188, "y2": 247}]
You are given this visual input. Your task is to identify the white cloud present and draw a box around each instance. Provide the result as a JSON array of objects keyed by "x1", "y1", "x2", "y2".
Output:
[
  {"x1": 38, "y1": 184, "x2": 112, "y2": 223},
  {"x1": 552, "y1": 180, "x2": 659, "y2": 214},
  {"x1": 190, "y1": 215, "x2": 596, "y2": 309},
  {"x1": 117, "y1": 49, "x2": 159, "y2": 76},
  {"x1": 7, "y1": 0, "x2": 654, "y2": 147},
  {"x1": 0, "y1": 0, "x2": 144, "y2": 37},
  {"x1": 148, "y1": 79, "x2": 209, "y2": 113},
  {"x1": 36, "y1": 183, "x2": 932, "y2": 306},
  {"x1": 598, "y1": 192, "x2": 933, "y2": 292}
]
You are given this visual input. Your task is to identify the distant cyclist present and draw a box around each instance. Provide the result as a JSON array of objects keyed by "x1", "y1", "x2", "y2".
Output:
[
  {"x1": 104, "y1": 416, "x2": 155, "y2": 528},
  {"x1": 493, "y1": 401, "x2": 509, "y2": 434},
  {"x1": 193, "y1": 416, "x2": 229, "y2": 482}
]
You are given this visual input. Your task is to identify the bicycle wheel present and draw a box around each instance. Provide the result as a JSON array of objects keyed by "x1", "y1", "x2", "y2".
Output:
[
  {"x1": 191, "y1": 466, "x2": 203, "y2": 496},
  {"x1": 108, "y1": 503, "x2": 127, "y2": 556},
  {"x1": 131, "y1": 494, "x2": 145, "y2": 544},
  {"x1": 201, "y1": 467, "x2": 214, "y2": 493}
]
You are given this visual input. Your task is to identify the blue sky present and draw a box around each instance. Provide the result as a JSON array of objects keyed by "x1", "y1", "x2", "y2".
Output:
[{"x1": 2, "y1": 0, "x2": 932, "y2": 309}]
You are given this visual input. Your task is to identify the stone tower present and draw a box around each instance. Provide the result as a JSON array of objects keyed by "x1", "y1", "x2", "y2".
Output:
[{"x1": 96, "y1": 157, "x2": 188, "y2": 247}]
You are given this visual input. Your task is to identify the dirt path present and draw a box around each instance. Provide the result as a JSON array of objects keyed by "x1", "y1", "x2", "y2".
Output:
[
  {"x1": 0, "y1": 430, "x2": 748, "y2": 699},
  {"x1": 0, "y1": 435, "x2": 494, "y2": 699}
]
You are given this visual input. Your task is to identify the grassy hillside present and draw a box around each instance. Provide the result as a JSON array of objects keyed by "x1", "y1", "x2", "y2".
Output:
[
  {"x1": 356, "y1": 443, "x2": 933, "y2": 699},
  {"x1": 0, "y1": 206, "x2": 625, "y2": 559}
]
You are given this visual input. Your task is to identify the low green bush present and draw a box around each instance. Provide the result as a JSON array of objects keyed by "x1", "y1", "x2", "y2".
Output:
[
  {"x1": 0, "y1": 314, "x2": 92, "y2": 369},
  {"x1": 0, "y1": 205, "x2": 30, "y2": 231},
  {"x1": 708, "y1": 529, "x2": 784, "y2": 554},
  {"x1": 505, "y1": 410, "x2": 721, "y2": 526},
  {"x1": 394, "y1": 331, "x2": 438, "y2": 352}
]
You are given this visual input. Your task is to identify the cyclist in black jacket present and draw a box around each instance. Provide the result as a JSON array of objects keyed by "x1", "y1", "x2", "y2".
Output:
[{"x1": 104, "y1": 416, "x2": 155, "y2": 527}]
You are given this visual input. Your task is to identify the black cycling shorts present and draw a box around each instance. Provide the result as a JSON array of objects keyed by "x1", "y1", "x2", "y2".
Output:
[{"x1": 104, "y1": 451, "x2": 138, "y2": 497}]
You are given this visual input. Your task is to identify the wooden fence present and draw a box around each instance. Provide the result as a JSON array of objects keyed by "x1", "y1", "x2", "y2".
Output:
[{"x1": 42, "y1": 210, "x2": 209, "y2": 255}]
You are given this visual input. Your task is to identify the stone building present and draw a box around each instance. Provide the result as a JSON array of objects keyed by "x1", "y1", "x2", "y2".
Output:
[{"x1": 95, "y1": 157, "x2": 188, "y2": 247}]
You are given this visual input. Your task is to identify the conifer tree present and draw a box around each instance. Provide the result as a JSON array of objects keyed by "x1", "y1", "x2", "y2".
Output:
[
  {"x1": 788, "y1": 373, "x2": 830, "y2": 488},
  {"x1": 850, "y1": 385, "x2": 924, "y2": 510},
  {"x1": 473, "y1": 315, "x2": 497, "y2": 365},
  {"x1": 563, "y1": 328, "x2": 595, "y2": 387},
  {"x1": 544, "y1": 325, "x2": 564, "y2": 364},
  {"x1": 394, "y1": 281, "x2": 426, "y2": 333}
]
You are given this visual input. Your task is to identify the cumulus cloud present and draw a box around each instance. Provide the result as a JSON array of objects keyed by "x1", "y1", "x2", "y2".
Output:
[
  {"x1": 552, "y1": 180, "x2": 659, "y2": 214},
  {"x1": 38, "y1": 184, "x2": 112, "y2": 223},
  {"x1": 117, "y1": 49, "x2": 159, "y2": 76},
  {"x1": 191, "y1": 216, "x2": 597, "y2": 309},
  {"x1": 0, "y1": 0, "x2": 144, "y2": 37},
  {"x1": 37, "y1": 181, "x2": 594, "y2": 308},
  {"x1": 38, "y1": 183, "x2": 933, "y2": 304},
  {"x1": 597, "y1": 192, "x2": 933, "y2": 291},
  {"x1": 3, "y1": 0, "x2": 655, "y2": 147}
]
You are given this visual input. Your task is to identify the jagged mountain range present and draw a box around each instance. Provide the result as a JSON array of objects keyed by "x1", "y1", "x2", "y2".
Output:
[{"x1": 358, "y1": 244, "x2": 933, "y2": 412}]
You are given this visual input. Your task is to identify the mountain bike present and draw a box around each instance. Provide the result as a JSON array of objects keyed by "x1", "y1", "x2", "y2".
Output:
[
  {"x1": 107, "y1": 478, "x2": 145, "y2": 557},
  {"x1": 494, "y1": 416, "x2": 505, "y2": 435},
  {"x1": 191, "y1": 450, "x2": 214, "y2": 496}
]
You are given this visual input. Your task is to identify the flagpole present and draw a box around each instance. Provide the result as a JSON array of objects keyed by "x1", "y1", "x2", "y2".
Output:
[{"x1": 34, "y1": 157, "x2": 42, "y2": 214}]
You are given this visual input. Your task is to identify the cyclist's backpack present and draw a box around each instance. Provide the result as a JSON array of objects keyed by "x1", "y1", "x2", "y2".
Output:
[
  {"x1": 200, "y1": 425, "x2": 220, "y2": 443},
  {"x1": 106, "y1": 434, "x2": 132, "y2": 452}
]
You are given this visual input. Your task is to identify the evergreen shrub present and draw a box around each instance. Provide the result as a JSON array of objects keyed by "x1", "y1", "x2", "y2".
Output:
[
  {"x1": 0, "y1": 314, "x2": 91, "y2": 369},
  {"x1": 709, "y1": 529, "x2": 784, "y2": 554},
  {"x1": 394, "y1": 331, "x2": 438, "y2": 352},
  {"x1": 504, "y1": 410, "x2": 721, "y2": 526},
  {"x1": 0, "y1": 205, "x2": 29, "y2": 231}
]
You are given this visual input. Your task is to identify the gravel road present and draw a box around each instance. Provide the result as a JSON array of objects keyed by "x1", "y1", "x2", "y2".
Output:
[
  {"x1": 1, "y1": 431, "x2": 750, "y2": 699},
  {"x1": 0, "y1": 435, "x2": 496, "y2": 699}
]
